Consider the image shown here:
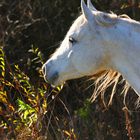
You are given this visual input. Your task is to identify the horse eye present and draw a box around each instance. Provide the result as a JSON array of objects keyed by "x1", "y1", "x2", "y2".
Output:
[{"x1": 69, "y1": 37, "x2": 77, "y2": 44}]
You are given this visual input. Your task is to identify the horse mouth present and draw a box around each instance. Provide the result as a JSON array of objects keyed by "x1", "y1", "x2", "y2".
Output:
[
  {"x1": 44, "y1": 71, "x2": 59, "y2": 86},
  {"x1": 44, "y1": 72, "x2": 63, "y2": 87}
]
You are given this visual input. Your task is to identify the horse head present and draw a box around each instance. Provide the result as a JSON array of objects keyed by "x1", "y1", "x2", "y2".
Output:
[{"x1": 42, "y1": 0, "x2": 140, "y2": 98}]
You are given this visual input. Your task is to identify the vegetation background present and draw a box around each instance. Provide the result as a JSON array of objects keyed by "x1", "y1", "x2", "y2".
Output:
[{"x1": 0, "y1": 0, "x2": 140, "y2": 139}]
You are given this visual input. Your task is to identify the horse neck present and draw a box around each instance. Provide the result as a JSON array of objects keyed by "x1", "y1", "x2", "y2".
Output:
[{"x1": 110, "y1": 22, "x2": 140, "y2": 96}]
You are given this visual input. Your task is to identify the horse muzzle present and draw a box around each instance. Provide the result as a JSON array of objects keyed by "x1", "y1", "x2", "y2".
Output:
[{"x1": 42, "y1": 61, "x2": 60, "y2": 86}]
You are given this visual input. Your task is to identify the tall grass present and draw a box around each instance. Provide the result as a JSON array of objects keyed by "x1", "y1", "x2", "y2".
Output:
[{"x1": 0, "y1": 46, "x2": 76, "y2": 139}]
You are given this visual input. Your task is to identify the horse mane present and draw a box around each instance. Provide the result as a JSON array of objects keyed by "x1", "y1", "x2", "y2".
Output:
[
  {"x1": 118, "y1": 14, "x2": 131, "y2": 19},
  {"x1": 90, "y1": 70, "x2": 130, "y2": 108},
  {"x1": 94, "y1": 12, "x2": 129, "y2": 27},
  {"x1": 96, "y1": 11, "x2": 140, "y2": 34}
]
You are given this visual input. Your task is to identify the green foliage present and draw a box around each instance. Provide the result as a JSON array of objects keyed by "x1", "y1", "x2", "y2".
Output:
[
  {"x1": 0, "y1": 47, "x2": 5, "y2": 78},
  {"x1": 28, "y1": 45, "x2": 44, "y2": 65},
  {"x1": 17, "y1": 99, "x2": 37, "y2": 125},
  {"x1": 76, "y1": 99, "x2": 91, "y2": 120},
  {"x1": 0, "y1": 46, "x2": 66, "y2": 139},
  {"x1": 0, "y1": 47, "x2": 43, "y2": 137}
]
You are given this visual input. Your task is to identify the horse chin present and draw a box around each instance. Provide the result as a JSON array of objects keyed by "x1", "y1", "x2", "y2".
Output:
[{"x1": 50, "y1": 79, "x2": 65, "y2": 88}]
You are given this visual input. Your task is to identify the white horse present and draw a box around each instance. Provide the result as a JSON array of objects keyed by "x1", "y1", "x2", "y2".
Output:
[{"x1": 42, "y1": 0, "x2": 140, "y2": 102}]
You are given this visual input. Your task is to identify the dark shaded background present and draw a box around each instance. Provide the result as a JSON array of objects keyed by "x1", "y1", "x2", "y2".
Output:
[{"x1": 0, "y1": 0, "x2": 140, "y2": 139}]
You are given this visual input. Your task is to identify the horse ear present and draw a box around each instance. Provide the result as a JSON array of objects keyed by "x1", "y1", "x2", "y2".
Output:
[
  {"x1": 81, "y1": 0, "x2": 93, "y2": 21},
  {"x1": 87, "y1": 0, "x2": 97, "y2": 11},
  {"x1": 95, "y1": 12, "x2": 117, "y2": 26}
]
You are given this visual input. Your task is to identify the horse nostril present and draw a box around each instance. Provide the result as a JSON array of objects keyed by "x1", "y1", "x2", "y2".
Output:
[
  {"x1": 51, "y1": 72, "x2": 59, "y2": 83},
  {"x1": 42, "y1": 60, "x2": 53, "y2": 75}
]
